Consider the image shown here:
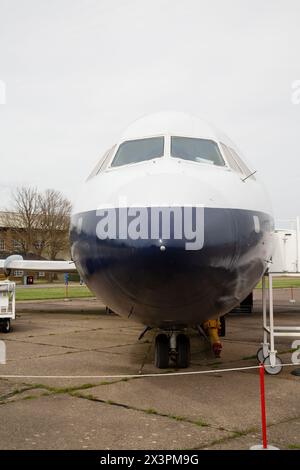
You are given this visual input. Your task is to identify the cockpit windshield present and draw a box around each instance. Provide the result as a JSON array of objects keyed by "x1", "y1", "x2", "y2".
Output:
[
  {"x1": 171, "y1": 137, "x2": 225, "y2": 167},
  {"x1": 111, "y1": 137, "x2": 164, "y2": 168}
]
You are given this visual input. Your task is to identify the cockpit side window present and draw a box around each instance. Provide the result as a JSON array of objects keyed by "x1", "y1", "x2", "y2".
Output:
[
  {"x1": 220, "y1": 144, "x2": 243, "y2": 174},
  {"x1": 99, "y1": 145, "x2": 116, "y2": 173},
  {"x1": 111, "y1": 137, "x2": 164, "y2": 168},
  {"x1": 87, "y1": 145, "x2": 116, "y2": 181},
  {"x1": 171, "y1": 137, "x2": 225, "y2": 166},
  {"x1": 229, "y1": 148, "x2": 253, "y2": 177},
  {"x1": 221, "y1": 143, "x2": 254, "y2": 178}
]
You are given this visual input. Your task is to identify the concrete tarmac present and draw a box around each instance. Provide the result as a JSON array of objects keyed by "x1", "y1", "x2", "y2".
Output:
[{"x1": 0, "y1": 290, "x2": 300, "y2": 450}]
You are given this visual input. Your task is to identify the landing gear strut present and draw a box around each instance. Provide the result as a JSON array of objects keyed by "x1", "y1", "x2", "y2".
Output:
[{"x1": 154, "y1": 331, "x2": 190, "y2": 369}]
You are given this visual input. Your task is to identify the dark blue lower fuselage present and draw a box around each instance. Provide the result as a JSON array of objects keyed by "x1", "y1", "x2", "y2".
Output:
[{"x1": 70, "y1": 207, "x2": 274, "y2": 328}]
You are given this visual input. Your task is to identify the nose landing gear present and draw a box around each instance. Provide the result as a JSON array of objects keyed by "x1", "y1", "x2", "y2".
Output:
[{"x1": 154, "y1": 331, "x2": 191, "y2": 369}]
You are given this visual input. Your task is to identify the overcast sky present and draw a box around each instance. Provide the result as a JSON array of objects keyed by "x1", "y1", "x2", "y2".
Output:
[{"x1": 0, "y1": 0, "x2": 299, "y2": 221}]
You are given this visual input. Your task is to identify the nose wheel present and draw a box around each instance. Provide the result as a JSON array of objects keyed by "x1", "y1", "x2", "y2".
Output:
[
  {"x1": 176, "y1": 334, "x2": 190, "y2": 368},
  {"x1": 154, "y1": 332, "x2": 191, "y2": 369},
  {"x1": 154, "y1": 334, "x2": 169, "y2": 369}
]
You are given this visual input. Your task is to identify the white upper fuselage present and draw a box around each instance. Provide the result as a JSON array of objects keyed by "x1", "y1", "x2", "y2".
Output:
[{"x1": 73, "y1": 112, "x2": 272, "y2": 216}]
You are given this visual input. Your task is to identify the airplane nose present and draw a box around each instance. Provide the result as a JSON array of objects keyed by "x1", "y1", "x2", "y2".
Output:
[
  {"x1": 71, "y1": 202, "x2": 268, "y2": 328},
  {"x1": 71, "y1": 160, "x2": 272, "y2": 327},
  {"x1": 70, "y1": 112, "x2": 274, "y2": 329}
]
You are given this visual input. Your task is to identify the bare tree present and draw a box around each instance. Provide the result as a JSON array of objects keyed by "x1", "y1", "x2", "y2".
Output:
[
  {"x1": 5, "y1": 186, "x2": 71, "y2": 262},
  {"x1": 5, "y1": 187, "x2": 40, "y2": 254},
  {"x1": 38, "y1": 189, "x2": 72, "y2": 260}
]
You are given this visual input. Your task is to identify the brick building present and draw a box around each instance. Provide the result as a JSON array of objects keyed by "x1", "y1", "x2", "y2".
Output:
[{"x1": 0, "y1": 211, "x2": 70, "y2": 282}]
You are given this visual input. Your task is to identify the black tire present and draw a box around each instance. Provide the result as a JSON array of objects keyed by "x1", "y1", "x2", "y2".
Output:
[
  {"x1": 2, "y1": 319, "x2": 11, "y2": 333},
  {"x1": 177, "y1": 334, "x2": 190, "y2": 368},
  {"x1": 155, "y1": 334, "x2": 169, "y2": 369},
  {"x1": 256, "y1": 347, "x2": 267, "y2": 364}
]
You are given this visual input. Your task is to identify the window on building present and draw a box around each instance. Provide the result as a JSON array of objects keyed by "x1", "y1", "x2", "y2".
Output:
[
  {"x1": 0, "y1": 239, "x2": 5, "y2": 251},
  {"x1": 171, "y1": 137, "x2": 225, "y2": 166},
  {"x1": 13, "y1": 239, "x2": 22, "y2": 251},
  {"x1": 14, "y1": 270, "x2": 24, "y2": 277},
  {"x1": 34, "y1": 240, "x2": 44, "y2": 250},
  {"x1": 38, "y1": 272, "x2": 45, "y2": 278}
]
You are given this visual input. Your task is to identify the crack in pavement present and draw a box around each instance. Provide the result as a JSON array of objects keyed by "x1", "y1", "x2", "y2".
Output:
[
  {"x1": 0, "y1": 378, "x2": 130, "y2": 404},
  {"x1": 4, "y1": 338, "x2": 84, "y2": 350},
  {"x1": 3, "y1": 337, "x2": 146, "y2": 355},
  {"x1": 195, "y1": 413, "x2": 300, "y2": 449},
  {"x1": 68, "y1": 391, "x2": 229, "y2": 432},
  {"x1": 2, "y1": 376, "x2": 300, "y2": 450},
  {"x1": 4, "y1": 349, "x2": 88, "y2": 364},
  {"x1": 0, "y1": 384, "x2": 46, "y2": 404}
]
